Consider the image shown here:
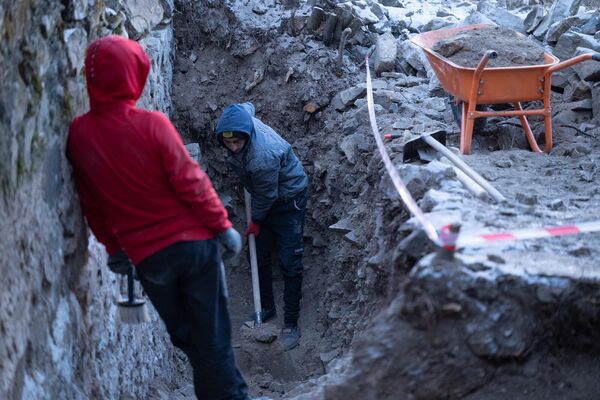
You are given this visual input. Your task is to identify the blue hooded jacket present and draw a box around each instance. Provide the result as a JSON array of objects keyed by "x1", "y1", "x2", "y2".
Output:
[{"x1": 215, "y1": 103, "x2": 308, "y2": 222}]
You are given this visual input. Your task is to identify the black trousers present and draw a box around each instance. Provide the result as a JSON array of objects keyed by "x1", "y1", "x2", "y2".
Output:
[
  {"x1": 255, "y1": 189, "x2": 307, "y2": 327},
  {"x1": 137, "y1": 240, "x2": 248, "y2": 400}
]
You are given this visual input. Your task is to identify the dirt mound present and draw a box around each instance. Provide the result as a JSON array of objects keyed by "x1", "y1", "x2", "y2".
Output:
[{"x1": 432, "y1": 26, "x2": 547, "y2": 68}]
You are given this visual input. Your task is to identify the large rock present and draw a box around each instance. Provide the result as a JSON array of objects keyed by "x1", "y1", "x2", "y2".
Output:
[
  {"x1": 380, "y1": 0, "x2": 403, "y2": 6},
  {"x1": 63, "y1": 27, "x2": 88, "y2": 76},
  {"x1": 523, "y1": 5, "x2": 547, "y2": 34},
  {"x1": 571, "y1": 47, "x2": 600, "y2": 81},
  {"x1": 533, "y1": 0, "x2": 583, "y2": 39},
  {"x1": 332, "y1": 80, "x2": 387, "y2": 111},
  {"x1": 369, "y1": 1, "x2": 388, "y2": 21},
  {"x1": 580, "y1": 9, "x2": 600, "y2": 35},
  {"x1": 342, "y1": 1, "x2": 379, "y2": 25},
  {"x1": 123, "y1": 0, "x2": 167, "y2": 39},
  {"x1": 339, "y1": 133, "x2": 372, "y2": 164},
  {"x1": 461, "y1": 11, "x2": 496, "y2": 27},
  {"x1": 323, "y1": 252, "x2": 600, "y2": 400},
  {"x1": 563, "y1": 80, "x2": 593, "y2": 102},
  {"x1": 397, "y1": 39, "x2": 430, "y2": 76},
  {"x1": 550, "y1": 68, "x2": 579, "y2": 91},
  {"x1": 331, "y1": 85, "x2": 367, "y2": 111},
  {"x1": 545, "y1": 15, "x2": 587, "y2": 43},
  {"x1": 592, "y1": 83, "x2": 600, "y2": 123},
  {"x1": 371, "y1": 89, "x2": 403, "y2": 111},
  {"x1": 420, "y1": 17, "x2": 455, "y2": 33},
  {"x1": 374, "y1": 32, "x2": 397, "y2": 76},
  {"x1": 553, "y1": 31, "x2": 600, "y2": 60},
  {"x1": 477, "y1": 2, "x2": 525, "y2": 33},
  {"x1": 329, "y1": 217, "x2": 355, "y2": 234}
]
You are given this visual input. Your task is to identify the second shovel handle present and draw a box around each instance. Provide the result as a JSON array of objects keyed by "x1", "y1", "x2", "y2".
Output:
[{"x1": 244, "y1": 189, "x2": 263, "y2": 324}]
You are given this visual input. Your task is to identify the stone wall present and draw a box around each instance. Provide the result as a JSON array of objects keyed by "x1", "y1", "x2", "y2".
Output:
[{"x1": 0, "y1": 0, "x2": 177, "y2": 398}]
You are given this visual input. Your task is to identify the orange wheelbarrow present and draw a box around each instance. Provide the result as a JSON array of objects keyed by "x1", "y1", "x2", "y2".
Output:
[{"x1": 410, "y1": 24, "x2": 600, "y2": 154}]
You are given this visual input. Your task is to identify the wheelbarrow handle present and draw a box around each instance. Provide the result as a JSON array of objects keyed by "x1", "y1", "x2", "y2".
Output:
[
  {"x1": 477, "y1": 50, "x2": 497, "y2": 67},
  {"x1": 548, "y1": 52, "x2": 600, "y2": 73}
]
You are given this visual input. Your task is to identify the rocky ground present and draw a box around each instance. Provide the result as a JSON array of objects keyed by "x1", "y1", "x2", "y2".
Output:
[{"x1": 167, "y1": 0, "x2": 600, "y2": 398}]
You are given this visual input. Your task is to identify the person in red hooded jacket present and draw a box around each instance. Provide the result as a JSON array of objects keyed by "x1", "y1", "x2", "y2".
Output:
[{"x1": 67, "y1": 35, "x2": 249, "y2": 400}]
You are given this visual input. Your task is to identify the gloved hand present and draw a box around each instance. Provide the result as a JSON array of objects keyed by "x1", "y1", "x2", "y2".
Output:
[
  {"x1": 107, "y1": 251, "x2": 133, "y2": 275},
  {"x1": 216, "y1": 227, "x2": 242, "y2": 260},
  {"x1": 245, "y1": 222, "x2": 261, "y2": 238}
]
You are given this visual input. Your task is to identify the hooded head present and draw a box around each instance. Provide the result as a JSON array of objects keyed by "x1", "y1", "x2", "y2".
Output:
[
  {"x1": 85, "y1": 35, "x2": 150, "y2": 112},
  {"x1": 215, "y1": 104, "x2": 254, "y2": 152}
]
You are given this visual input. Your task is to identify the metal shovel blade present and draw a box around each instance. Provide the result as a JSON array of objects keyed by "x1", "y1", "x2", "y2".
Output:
[
  {"x1": 403, "y1": 130, "x2": 447, "y2": 163},
  {"x1": 416, "y1": 147, "x2": 438, "y2": 163}
]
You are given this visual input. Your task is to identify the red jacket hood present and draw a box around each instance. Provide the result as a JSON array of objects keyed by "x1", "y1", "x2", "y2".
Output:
[{"x1": 85, "y1": 35, "x2": 150, "y2": 112}]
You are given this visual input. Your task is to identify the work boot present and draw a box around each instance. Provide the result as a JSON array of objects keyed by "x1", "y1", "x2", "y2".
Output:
[
  {"x1": 281, "y1": 326, "x2": 300, "y2": 351},
  {"x1": 248, "y1": 307, "x2": 276, "y2": 323}
]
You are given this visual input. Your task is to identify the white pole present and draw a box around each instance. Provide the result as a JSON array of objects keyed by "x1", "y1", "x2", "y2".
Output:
[
  {"x1": 423, "y1": 135, "x2": 506, "y2": 203},
  {"x1": 244, "y1": 189, "x2": 263, "y2": 324}
]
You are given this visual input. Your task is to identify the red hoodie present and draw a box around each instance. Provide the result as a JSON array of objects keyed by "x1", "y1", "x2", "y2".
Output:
[{"x1": 67, "y1": 35, "x2": 231, "y2": 264}]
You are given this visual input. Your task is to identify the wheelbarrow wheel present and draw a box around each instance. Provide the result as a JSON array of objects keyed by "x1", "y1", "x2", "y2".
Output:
[{"x1": 448, "y1": 97, "x2": 487, "y2": 132}]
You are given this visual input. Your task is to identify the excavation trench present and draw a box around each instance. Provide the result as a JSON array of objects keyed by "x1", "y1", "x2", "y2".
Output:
[
  {"x1": 168, "y1": 1, "x2": 600, "y2": 399},
  {"x1": 169, "y1": 1, "x2": 389, "y2": 397}
]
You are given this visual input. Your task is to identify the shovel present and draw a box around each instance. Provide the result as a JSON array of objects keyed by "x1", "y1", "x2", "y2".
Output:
[{"x1": 402, "y1": 129, "x2": 448, "y2": 163}]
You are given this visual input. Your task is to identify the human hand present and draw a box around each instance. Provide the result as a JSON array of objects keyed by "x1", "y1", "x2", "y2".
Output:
[
  {"x1": 107, "y1": 251, "x2": 133, "y2": 275},
  {"x1": 244, "y1": 222, "x2": 261, "y2": 238},
  {"x1": 217, "y1": 227, "x2": 242, "y2": 260}
]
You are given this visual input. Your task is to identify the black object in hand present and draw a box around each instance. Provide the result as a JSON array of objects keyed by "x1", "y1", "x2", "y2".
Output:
[{"x1": 107, "y1": 251, "x2": 133, "y2": 275}]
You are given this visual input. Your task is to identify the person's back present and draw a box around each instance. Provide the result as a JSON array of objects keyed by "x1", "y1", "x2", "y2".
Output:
[
  {"x1": 68, "y1": 35, "x2": 248, "y2": 400},
  {"x1": 68, "y1": 36, "x2": 227, "y2": 265}
]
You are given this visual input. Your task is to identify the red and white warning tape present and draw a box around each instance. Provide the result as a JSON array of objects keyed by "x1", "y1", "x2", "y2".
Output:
[
  {"x1": 365, "y1": 57, "x2": 600, "y2": 252},
  {"x1": 454, "y1": 220, "x2": 600, "y2": 249},
  {"x1": 365, "y1": 58, "x2": 442, "y2": 247}
]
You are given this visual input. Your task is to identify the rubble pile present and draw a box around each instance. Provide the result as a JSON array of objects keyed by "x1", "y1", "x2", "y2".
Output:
[{"x1": 432, "y1": 26, "x2": 547, "y2": 67}]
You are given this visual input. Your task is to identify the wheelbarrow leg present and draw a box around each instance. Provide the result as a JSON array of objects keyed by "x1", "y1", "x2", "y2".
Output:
[
  {"x1": 460, "y1": 101, "x2": 475, "y2": 155},
  {"x1": 543, "y1": 72, "x2": 553, "y2": 153},
  {"x1": 543, "y1": 111, "x2": 553, "y2": 153},
  {"x1": 514, "y1": 102, "x2": 542, "y2": 153},
  {"x1": 461, "y1": 50, "x2": 497, "y2": 155},
  {"x1": 460, "y1": 101, "x2": 468, "y2": 153}
]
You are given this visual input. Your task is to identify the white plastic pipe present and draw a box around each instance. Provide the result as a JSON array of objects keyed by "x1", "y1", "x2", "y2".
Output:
[
  {"x1": 440, "y1": 157, "x2": 488, "y2": 200},
  {"x1": 423, "y1": 135, "x2": 506, "y2": 203},
  {"x1": 244, "y1": 189, "x2": 263, "y2": 324}
]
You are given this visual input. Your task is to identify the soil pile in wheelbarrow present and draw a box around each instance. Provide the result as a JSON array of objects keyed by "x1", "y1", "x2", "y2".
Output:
[{"x1": 432, "y1": 26, "x2": 547, "y2": 68}]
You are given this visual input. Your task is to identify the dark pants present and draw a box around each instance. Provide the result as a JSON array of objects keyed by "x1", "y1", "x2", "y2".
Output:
[
  {"x1": 137, "y1": 240, "x2": 248, "y2": 400},
  {"x1": 255, "y1": 189, "x2": 307, "y2": 327}
]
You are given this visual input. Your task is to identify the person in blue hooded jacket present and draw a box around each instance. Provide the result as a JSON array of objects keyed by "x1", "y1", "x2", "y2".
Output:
[{"x1": 215, "y1": 102, "x2": 308, "y2": 351}]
